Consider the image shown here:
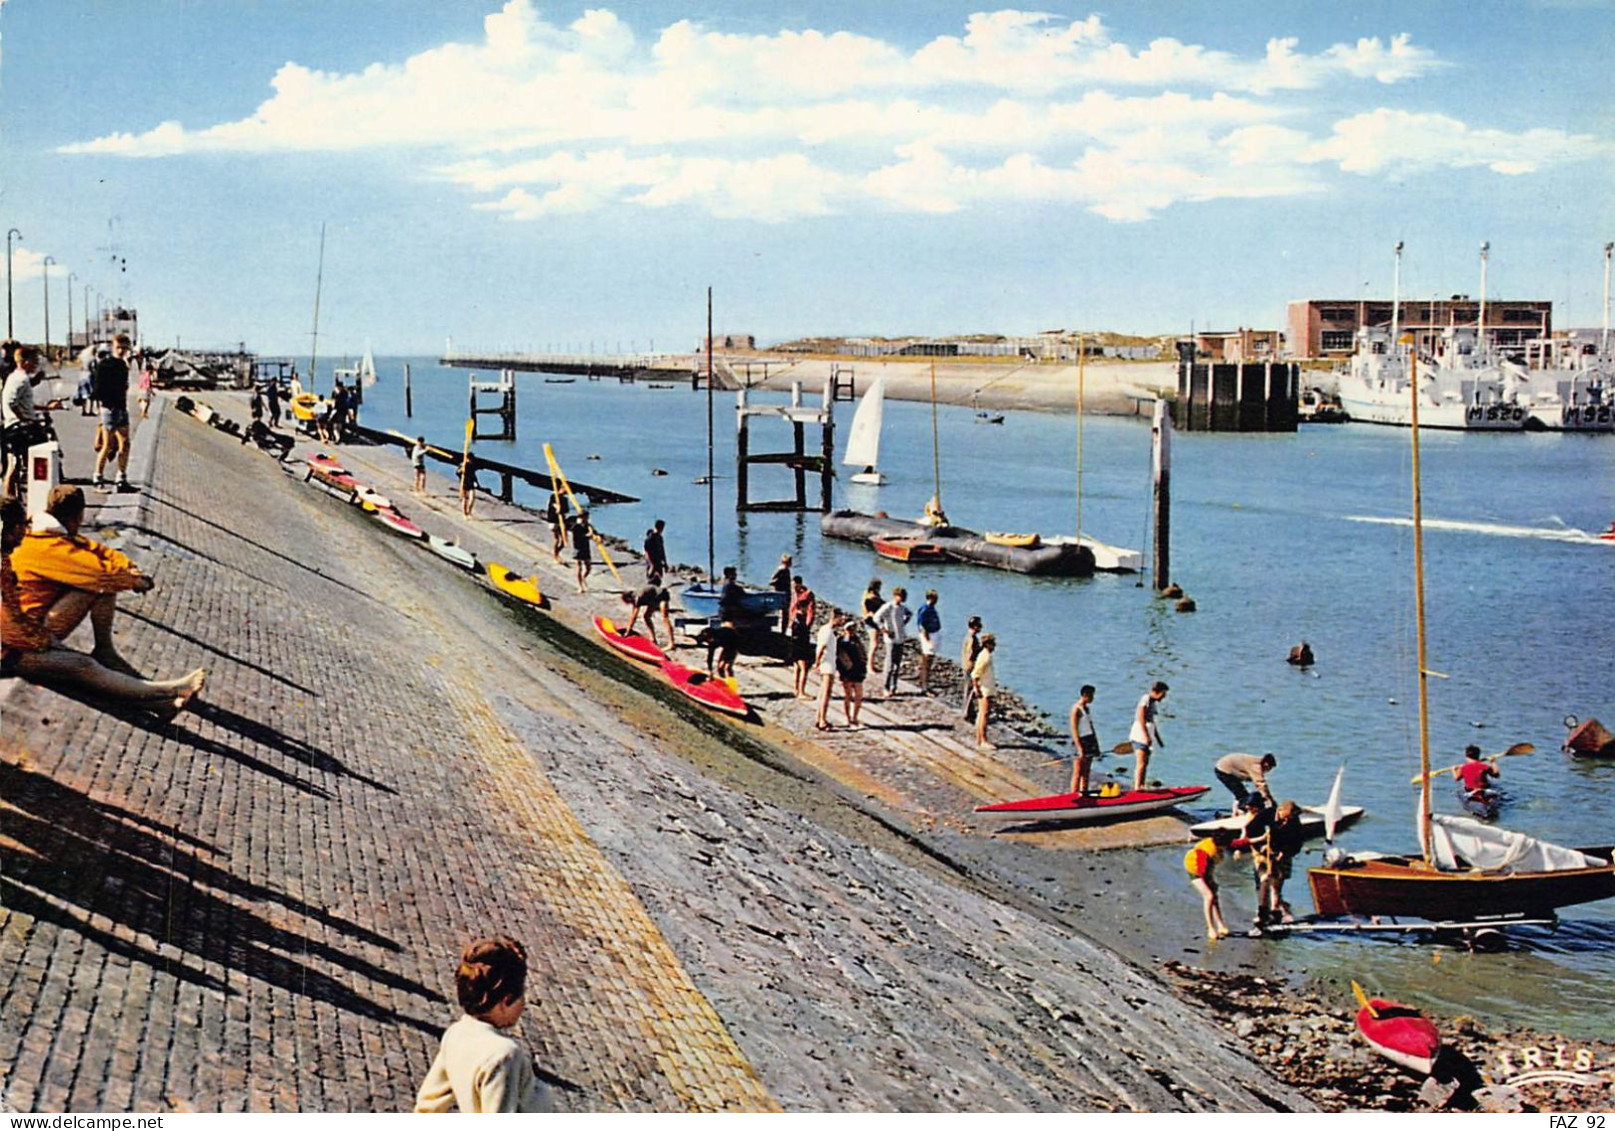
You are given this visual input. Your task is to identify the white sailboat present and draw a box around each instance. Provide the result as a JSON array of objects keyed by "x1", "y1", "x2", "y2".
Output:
[{"x1": 844, "y1": 375, "x2": 887, "y2": 486}]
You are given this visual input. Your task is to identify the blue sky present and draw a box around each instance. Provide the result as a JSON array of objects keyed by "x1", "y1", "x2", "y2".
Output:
[{"x1": 2, "y1": 1, "x2": 1612, "y2": 356}]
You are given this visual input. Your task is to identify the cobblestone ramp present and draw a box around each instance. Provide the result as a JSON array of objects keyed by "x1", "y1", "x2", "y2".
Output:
[{"x1": 0, "y1": 412, "x2": 774, "y2": 1112}]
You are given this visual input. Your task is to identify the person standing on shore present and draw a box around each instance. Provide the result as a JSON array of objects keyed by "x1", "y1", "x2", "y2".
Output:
[
  {"x1": 971, "y1": 633, "x2": 998, "y2": 750},
  {"x1": 770, "y1": 553, "x2": 792, "y2": 634},
  {"x1": 136, "y1": 365, "x2": 154, "y2": 419},
  {"x1": 643, "y1": 518, "x2": 668, "y2": 579},
  {"x1": 568, "y1": 508, "x2": 594, "y2": 593},
  {"x1": 873, "y1": 586, "x2": 910, "y2": 699},
  {"x1": 1129, "y1": 681, "x2": 1168, "y2": 792},
  {"x1": 788, "y1": 575, "x2": 816, "y2": 698},
  {"x1": 836, "y1": 618, "x2": 868, "y2": 727},
  {"x1": 716, "y1": 565, "x2": 745, "y2": 624},
  {"x1": 1068, "y1": 684, "x2": 1099, "y2": 794},
  {"x1": 410, "y1": 436, "x2": 428, "y2": 494},
  {"x1": 812, "y1": 614, "x2": 839, "y2": 729},
  {"x1": 914, "y1": 589, "x2": 941, "y2": 695},
  {"x1": 91, "y1": 334, "x2": 134, "y2": 492},
  {"x1": 459, "y1": 456, "x2": 478, "y2": 517},
  {"x1": 960, "y1": 615, "x2": 984, "y2": 721},
  {"x1": 544, "y1": 492, "x2": 569, "y2": 560},
  {"x1": 265, "y1": 379, "x2": 281, "y2": 429},
  {"x1": 861, "y1": 578, "x2": 884, "y2": 673}
]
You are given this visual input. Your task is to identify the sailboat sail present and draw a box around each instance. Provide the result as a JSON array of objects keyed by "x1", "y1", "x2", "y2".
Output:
[
  {"x1": 359, "y1": 344, "x2": 377, "y2": 388},
  {"x1": 843, "y1": 377, "x2": 885, "y2": 469}
]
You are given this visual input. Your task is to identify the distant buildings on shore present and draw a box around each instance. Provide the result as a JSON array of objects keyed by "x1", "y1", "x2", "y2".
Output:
[{"x1": 1286, "y1": 297, "x2": 1552, "y2": 360}]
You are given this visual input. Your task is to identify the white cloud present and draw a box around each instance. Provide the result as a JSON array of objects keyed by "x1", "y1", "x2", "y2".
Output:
[
  {"x1": 54, "y1": 3, "x2": 1597, "y2": 223},
  {"x1": 1308, "y1": 108, "x2": 1611, "y2": 175}
]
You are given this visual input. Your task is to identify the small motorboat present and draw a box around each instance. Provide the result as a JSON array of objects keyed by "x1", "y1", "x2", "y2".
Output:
[
  {"x1": 870, "y1": 535, "x2": 947, "y2": 563},
  {"x1": 1353, "y1": 982, "x2": 1440, "y2": 1076},
  {"x1": 976, "y1": 785, "x2": 1210, "y2": 825},
  {"x1": 1600, "y1": 521, "x2": 1615, "y2": 542},
  {"x1": 983, "y1": 531, "x2": 1041, "y2": 549},
  {"x1": 974, "y1": 411, "x2": 1005, "y2": 425}
]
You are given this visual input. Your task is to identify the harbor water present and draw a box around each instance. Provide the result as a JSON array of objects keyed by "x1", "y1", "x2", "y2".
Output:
[{"x1": 355, "y1": 358, "x2": 1615, "y2": 1037}]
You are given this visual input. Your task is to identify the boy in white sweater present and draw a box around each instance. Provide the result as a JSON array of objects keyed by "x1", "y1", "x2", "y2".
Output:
[{"x1": 415, "y1": 936, "x2": 554, "y2": 1113}]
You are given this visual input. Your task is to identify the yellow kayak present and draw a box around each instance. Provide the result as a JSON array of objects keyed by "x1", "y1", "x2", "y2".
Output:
[
  {"x1": 984, "y1": 531, "x2": 1041, "y2": 548},
  {"x1": 487, "y1": 563, "x2": 545, "y2": 608}
]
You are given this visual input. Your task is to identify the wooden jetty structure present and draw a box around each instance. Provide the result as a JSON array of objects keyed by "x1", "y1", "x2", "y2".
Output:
[
  {"x1": 445, "y1": 353, "x2": 729, "y2": 389},
  {"x1": 348, "y1": 422, "x2": 637, "y2": 508},
  {"x1": 735, "y1": 381, "x2": 835, "y2": 513},
  {"x1": 469, "y1": 368, "x2": 517, "y2": 441}
]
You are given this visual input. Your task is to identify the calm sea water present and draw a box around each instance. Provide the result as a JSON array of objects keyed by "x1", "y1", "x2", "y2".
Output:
[{"x1": 355, "y1": 357, "x2": 1615, "y2": 1034}]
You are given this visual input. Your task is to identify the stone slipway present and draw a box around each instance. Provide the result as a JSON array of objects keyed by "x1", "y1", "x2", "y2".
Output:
[{"x1": 0, "y1": 396, "x2": 1310, "y2": 1112}]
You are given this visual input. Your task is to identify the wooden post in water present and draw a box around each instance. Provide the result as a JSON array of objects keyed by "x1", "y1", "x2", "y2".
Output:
[
  {"x1": 735, "y1": 386, "x2": 750, "y2": 514},
  {"x1": 1151, "y1": 398, "x2": 1172, "y2": 592},
  {"x1": 404, "y1": 363, "x2": 413, "y2": 418},
  {"x1": 820, "y1": 375, "x2": 835, "y2": 512}
]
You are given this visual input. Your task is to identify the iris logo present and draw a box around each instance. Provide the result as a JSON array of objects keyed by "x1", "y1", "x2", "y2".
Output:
[{"x1": 1493, "y1": 1044, "x2": 1610, "y2": 1091}]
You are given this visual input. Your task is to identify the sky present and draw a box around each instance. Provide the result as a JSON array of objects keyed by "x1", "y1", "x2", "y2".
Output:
[{"x1": 2, "y1": 0, "x2": 1613, "y2": 357}]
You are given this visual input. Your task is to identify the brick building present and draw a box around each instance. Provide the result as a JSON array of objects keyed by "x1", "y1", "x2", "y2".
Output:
[
  {"x1": 1285, "y1": 297, "x2": 1552, "y2": 360},
  {"x1": 1194, "y1": 328, "x2": 1281, "y2": 362}
]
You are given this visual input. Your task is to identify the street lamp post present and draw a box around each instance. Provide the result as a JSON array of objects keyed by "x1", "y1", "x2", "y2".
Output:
[
  {"x1": 42, "y1": 255, "x2": 57, "y2": 363},
  {"x1": 5, "y1": 228, "x2": 21, "y2": 339},
  {"x1": 84, "y1": 284, "x2": 93, "y2": 346},
  {"x1": 67, "y1": 272, "x2": 76, "y2": 357}
]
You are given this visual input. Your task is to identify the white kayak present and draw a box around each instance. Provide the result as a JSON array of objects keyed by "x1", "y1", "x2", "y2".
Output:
[
  {"x1": 1187, "y1": 804, "x2": 1365, "y2": 839},
  {"x1": 427, "y1": 535, "x2": 479, "y2": 572}
]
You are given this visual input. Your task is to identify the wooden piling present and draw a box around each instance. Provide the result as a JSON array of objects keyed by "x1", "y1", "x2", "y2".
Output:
[
  {"x1": 404, "y1": 363, "x2": 413, "y2": 418},
  {"x1": 1152, "y1": 398, "x2": 1172, "y2": 592}
]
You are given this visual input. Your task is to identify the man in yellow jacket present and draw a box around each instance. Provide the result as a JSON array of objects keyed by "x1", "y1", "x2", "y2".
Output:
[{"x1": 9, "y1": 484, "x2": 154, "y2": 674}]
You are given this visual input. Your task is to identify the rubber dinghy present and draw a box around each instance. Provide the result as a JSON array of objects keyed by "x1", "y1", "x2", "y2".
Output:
[
  {"x1": 486, "y1": 563, "x2": 545, "y2": 609},
  {"x1": 660, "y1": 661, "x2": 749, "y2": 718},
  {"x1": 976, "y1": 785, "x2": 1210, "y2": 824},
  {"x1": 593, "y1": 616, "x2": 669, "y2": 665}
]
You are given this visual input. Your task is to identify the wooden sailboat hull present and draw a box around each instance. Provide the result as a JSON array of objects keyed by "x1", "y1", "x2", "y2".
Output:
[
  {"x1": 870, "y1": 535, "x2": 946, "y2": 562},
  {"x1": 1308, "y1": 847, "x2": 1615, "y2": 919}
]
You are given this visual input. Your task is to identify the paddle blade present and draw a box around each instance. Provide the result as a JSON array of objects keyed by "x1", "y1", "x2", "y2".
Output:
[
  {"x1": 1501, "y1": 742, "x2": 1534, "y2": 758},
  {"x1": 1351, "y1": 980, "x2": 1378, "y2": 1019},
  {"x1": 1323, "y1": 764, "x2": 1347, "y2": 843},
  {"x1": 1110, "y1": 741, "x2": 1134, "y2": 755}
]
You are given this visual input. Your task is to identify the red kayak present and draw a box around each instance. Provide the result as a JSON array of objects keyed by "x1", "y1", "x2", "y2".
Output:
[
  {"x1": 1355, "y1": 988, "x2": 1440, "y2": 1076},
  {"x1": 660, "y1": 661, "x2": 749, "y2": 718},
  {"x1": 975, "y1": 784, "x2": 1210, "y2": 824},
  {"x1": 374, "y1": 508, "x2": 425, "y2": 539},
  {"x1": 305, "y1": 453, "x2": 348, "y2": 480},
  {"x1": 593, "y1": 616, "x2": 669, "y2": 665}
]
